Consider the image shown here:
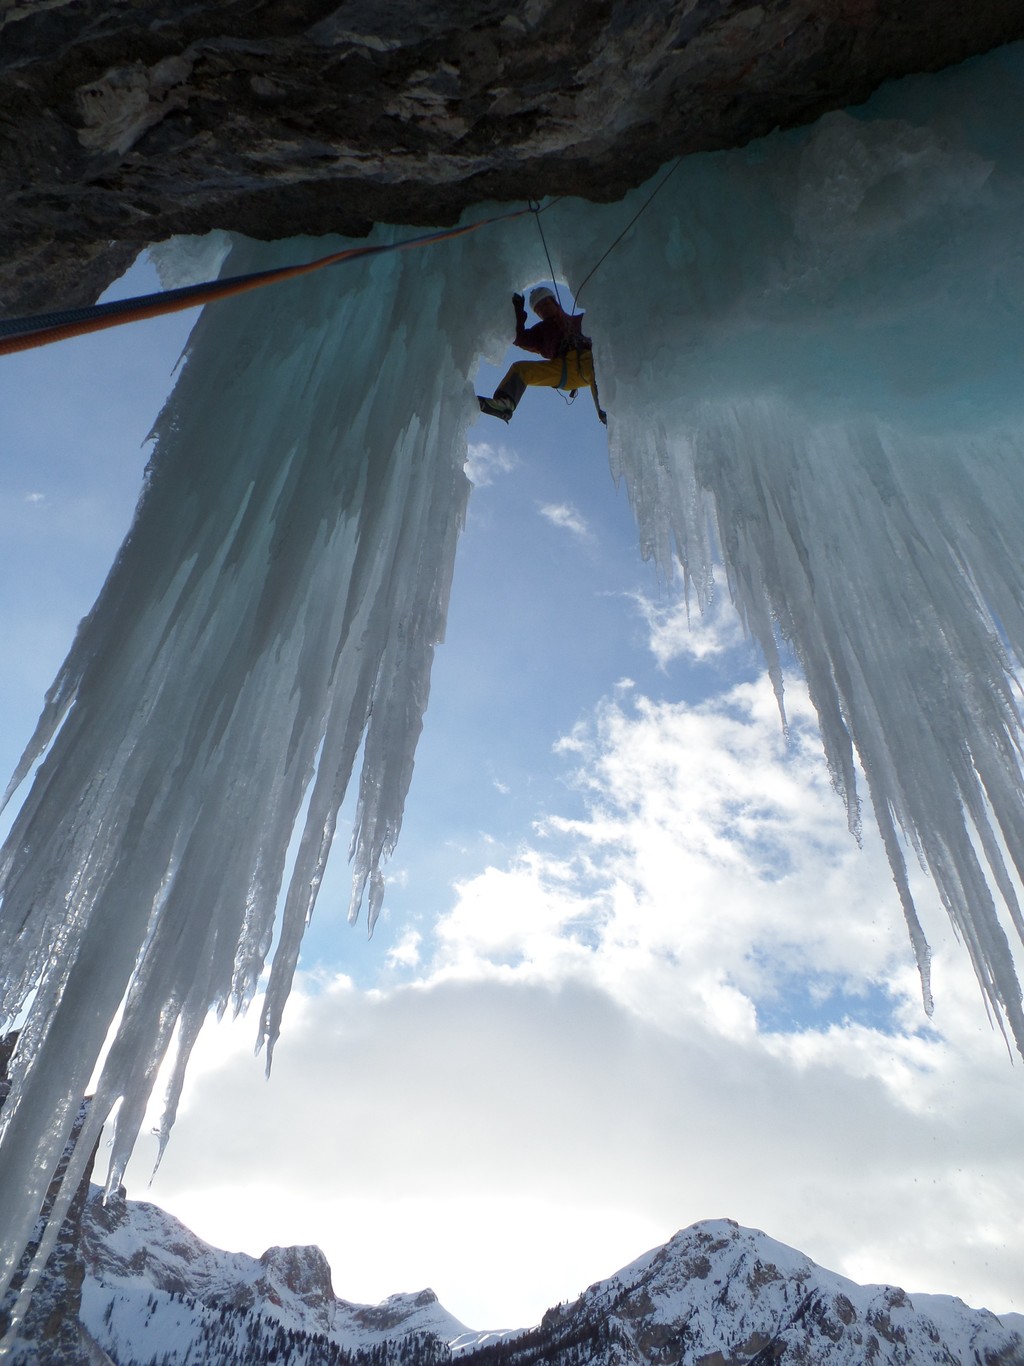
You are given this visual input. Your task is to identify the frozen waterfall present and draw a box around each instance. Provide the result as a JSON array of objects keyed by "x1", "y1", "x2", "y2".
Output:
[{"x1": 4, "y1": 38, "x2": 1024, "y2": 1322}]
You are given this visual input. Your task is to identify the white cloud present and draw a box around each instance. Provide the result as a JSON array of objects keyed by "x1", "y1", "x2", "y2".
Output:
[
  {"x1": 422, "y1": 678, "x2": 929, "y2": 1077},
  {"x1": 537, "y1": 501, "x2": 590, "y2": 539},
  {"x1": 631, "y1": 583, "x2": 749, "y2": 667},
  {"x1": 124, "y1": 672, "x2": 1024, "y2": 1333},
  {"x1": 465, "y1": 439, "x2": 517, "y2": 488},
  {"x1": 385, "y1": 928, "x2": 422, "y2": 969}
]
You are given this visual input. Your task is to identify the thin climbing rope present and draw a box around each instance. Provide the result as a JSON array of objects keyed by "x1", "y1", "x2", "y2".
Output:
[
  {"x1": 0, "y1": 202, "x2": 554, "y2": 357},
  {"x1": 528, "y1": 198, "x2": 579, "y2": 407},
  {"x1": 572, "y1": 156, "x2": 685, "y2": 309},
  {"x1": 529, "y1": 198, "x2": 566, "y2": 312},
  {"x1": 529, "y1": 156, "x2": 685, "y2": 319}
]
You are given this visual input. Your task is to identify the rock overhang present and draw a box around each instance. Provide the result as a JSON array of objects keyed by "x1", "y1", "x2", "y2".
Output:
[{"x1": 3, "y1": 0, "x2": 1024, "y2": 315}]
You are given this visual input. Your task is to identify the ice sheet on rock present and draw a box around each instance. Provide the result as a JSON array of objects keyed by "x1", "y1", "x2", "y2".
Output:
[{"x1": 149, "y1": 230, "x2": 233, "y2": 289}]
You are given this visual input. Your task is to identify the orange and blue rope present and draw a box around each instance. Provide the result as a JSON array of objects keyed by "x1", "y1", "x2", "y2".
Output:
[{"x1": 0, "y1": 204, "x2": 539, "y2": 357}]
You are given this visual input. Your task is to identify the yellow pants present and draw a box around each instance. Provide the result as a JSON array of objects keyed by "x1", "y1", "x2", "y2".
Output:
[{"x1": 497, "y1": 349, "x2": 595, "y2": 397}]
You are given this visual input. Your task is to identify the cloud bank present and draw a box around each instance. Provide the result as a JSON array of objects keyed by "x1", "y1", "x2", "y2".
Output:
[{"x1": 128, "y1": 653, "x2": 1024, "y2": 1331}]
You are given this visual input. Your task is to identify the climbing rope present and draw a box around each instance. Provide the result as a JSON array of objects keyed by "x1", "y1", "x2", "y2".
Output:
[
  {"x1": 0, "y1": 202, "x2": 557, "y2": 358},
  {"x1": 4, "y1": 160, "x2": 683, "y2": 362},
  {"x1": 529, "y1": 198, "x2": 567, "y2": 312},
  {"x1": 527, "y1": 157, "x2": 685, "y2": 319},
  {"x1": 572, "y1": 155, "x2": 685, "y2": 310},
  {"x1": 526, "y1": 198, "x2": 582, "y2": 409},
  {"x1": 527, "y1": 159, "x2": 684, "y2": 425}
]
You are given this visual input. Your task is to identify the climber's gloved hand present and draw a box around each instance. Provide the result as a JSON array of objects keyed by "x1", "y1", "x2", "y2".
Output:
[{"x1": 512, "y1": 293, "x2": 525, "y2": 311}]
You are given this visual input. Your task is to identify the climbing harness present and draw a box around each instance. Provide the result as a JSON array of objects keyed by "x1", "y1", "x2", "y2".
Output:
[
  {"x1": 0, "y1": 201, "x2": 560, "y2": 358},
  {"x1": 557, "y1": 350, "x2": 606, "y2": 424},
  {"x1": 526, "y1": 159, "x2": 683, "y2": 425},
  {"x1": 527, "y1": 203, "x2": 591, "y2": 410},
  {"x1": 553, "y1": 355, "x2": 580, "y2": 412}
]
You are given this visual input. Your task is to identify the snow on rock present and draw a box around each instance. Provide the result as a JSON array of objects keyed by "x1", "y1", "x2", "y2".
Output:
[
  {"x1": 533, "y1": 1219, "x2": 1024, "y2": 1365},
  {"x1": 69, "y1": 1196, "x2": 1024, "y2": 1365},
  {"x1": 257, "y1": 1244, "x2": 336, "y2": 1324},
  {"x1": 79, "y1": 1185, "x2": 471, "y2": 1360},
  {"x1": 0, "y1": 1152, "x2": 1018, "y2": 1366}
]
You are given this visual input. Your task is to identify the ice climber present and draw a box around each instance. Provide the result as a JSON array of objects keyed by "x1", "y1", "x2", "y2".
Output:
[{"x1": 477, "y1": 286, "x2": 606, "y2": 424}]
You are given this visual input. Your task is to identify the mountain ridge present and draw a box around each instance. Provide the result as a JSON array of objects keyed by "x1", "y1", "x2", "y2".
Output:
[
  {"x1": 527, "y1": 1220, "x2": 1024, "y2": 1366},
  {"x1": 10, "y1": 1184, "x2": 1021, "y2": 1365}
]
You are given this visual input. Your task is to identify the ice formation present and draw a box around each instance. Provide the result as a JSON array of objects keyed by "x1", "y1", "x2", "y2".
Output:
[{"x1": 3, "y1": 37, "x2": 1024, "y2": 1326}]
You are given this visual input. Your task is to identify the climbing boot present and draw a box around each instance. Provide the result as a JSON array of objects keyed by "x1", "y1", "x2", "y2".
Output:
[{"x1": 477, "y1": 394, "x2": 515, "y2": 423}]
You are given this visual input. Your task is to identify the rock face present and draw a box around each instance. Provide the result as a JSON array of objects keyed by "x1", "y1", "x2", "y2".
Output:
[
  {"x1": 0, "y1": 1036, "x2": 105, "y2": 1366},
  {"x1": 4, "y1": 0, "x2": 1024, "y2": 317},
  {"x1": 256, "y1": 1244, "x2": 336, "y2": 1329}
]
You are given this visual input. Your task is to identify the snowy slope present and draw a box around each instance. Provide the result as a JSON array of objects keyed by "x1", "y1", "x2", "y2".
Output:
[
  {"x1": 80, "y1": 1185, "x2": 479, "y2": 1362},
  {"x1": 73, "y1": 1191, "x2": 1023, "y2": 1365},
  {"x1": 518, "y1": 1219, "x2": 1024, "y2": 1366}
]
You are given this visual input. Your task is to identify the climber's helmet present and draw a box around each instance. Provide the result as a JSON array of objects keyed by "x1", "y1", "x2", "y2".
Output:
[{"x1": 529, "y1": 286, "x2": 557, "y2": 313}]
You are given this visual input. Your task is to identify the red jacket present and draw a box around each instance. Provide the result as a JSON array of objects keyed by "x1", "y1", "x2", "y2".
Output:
[{"x1": 513, "y1": 300, "x2": 592, "y2": 360}]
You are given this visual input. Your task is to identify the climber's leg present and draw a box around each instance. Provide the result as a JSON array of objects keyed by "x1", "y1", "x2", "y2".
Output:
[{"x1": 477, "y1": 359, "x2": 562, "y2": 421}]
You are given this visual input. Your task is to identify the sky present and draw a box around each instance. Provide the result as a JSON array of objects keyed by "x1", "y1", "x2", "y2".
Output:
[{"x1": 1, "y1": 252, "x2": 1024, "y2": 1335}]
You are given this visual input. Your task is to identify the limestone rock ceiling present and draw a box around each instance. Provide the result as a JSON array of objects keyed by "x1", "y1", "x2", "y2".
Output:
[{"x1": 3, "y1": 0, "x2": 1023, "y2": 316}]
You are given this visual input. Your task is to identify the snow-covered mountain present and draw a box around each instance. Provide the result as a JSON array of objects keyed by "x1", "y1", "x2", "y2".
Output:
[
  {"x1": 75, "y1": 1185, "x2": 480, "y2": 1364},
  {"x1": 14, "y1": 1187, "x2": 1022, "y2": 1365},
  {"x1": 502, "y1": 1219, "x2": 1024, "y2": 1366}
]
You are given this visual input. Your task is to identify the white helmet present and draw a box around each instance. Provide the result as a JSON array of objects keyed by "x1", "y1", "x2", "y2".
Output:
[{"x1": 529, "y1": 285, "x2": 557, "y2": 311}]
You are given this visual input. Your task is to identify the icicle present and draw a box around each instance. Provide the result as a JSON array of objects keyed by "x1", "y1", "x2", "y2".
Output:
[
  {"x1": 559, "y1": 53, "x2": 1024, "y2": 1054},
  {"x1": 0, "y1": 217, "x2": 549, "y2": 1306}
]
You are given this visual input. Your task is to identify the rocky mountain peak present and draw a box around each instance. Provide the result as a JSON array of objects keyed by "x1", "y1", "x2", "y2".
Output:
[
  {"x1": 538, "y1": 1217, "x2": 1024, "y2": 1366},
  {"x1": 256, "y1": 1243, "x2": 335, "y2": 1304}
]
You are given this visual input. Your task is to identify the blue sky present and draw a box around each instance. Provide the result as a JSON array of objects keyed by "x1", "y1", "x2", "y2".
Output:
[
  {"x1": 310, "y1": 338, "x2": 764, "y2": 982},
  {"x1": 1, "y1": 255, "x2": 1024, "y2": 1333}
]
